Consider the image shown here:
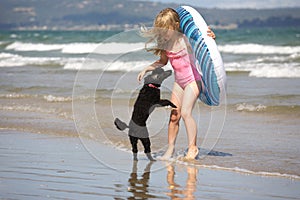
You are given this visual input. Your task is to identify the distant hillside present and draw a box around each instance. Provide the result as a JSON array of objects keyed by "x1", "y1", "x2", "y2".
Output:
[{"x1": 0, "y1": 0, "x2": 299, "y2": 30}]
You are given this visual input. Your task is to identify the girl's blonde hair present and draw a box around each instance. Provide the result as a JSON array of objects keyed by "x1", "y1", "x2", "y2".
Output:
[{"x1": 141, "y1": 8, "x2": 181, "y2": 56}]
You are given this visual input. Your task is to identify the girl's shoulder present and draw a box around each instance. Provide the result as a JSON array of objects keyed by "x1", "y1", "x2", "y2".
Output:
[
  {"x1": 170, "y1": 36, "x2": 189, "y2": 52},
  {"x1": 180, "y1": 36, "x2": 193, "y2": 54}
]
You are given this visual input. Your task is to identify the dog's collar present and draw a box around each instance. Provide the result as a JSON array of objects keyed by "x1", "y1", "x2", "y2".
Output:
[{"x1": 147, "y1": 83, "x2": 159, "y2": 89}]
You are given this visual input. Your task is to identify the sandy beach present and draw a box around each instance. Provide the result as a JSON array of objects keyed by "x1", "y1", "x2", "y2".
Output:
[{"x1": 1, "y1": 130, "x2": 299, "y2": 200}]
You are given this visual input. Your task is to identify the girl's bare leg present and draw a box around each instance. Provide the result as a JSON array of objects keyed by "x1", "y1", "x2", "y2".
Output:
[
  {"x1": 181, "y1": 81, "x2": 199, "y2": 159},
  {"x1": 161, "y1": 83, "x2": 183, "y2": 159}
]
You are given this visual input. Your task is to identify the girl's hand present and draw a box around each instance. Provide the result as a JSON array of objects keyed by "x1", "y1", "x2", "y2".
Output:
[
  {"x1": 137, "y1": 57, "x2": 167, "y2": 83},
  {"x1": 207, "y1": 26, "x2": 216, "y2": 40},
  {"x1": 137, "y1": 70, "x2": 146, "y2": 83}
]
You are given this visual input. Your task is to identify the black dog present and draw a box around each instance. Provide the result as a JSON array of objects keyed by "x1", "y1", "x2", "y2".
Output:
[{"x1": 114, "y1": 68, "x2": 177, "y2": 161}]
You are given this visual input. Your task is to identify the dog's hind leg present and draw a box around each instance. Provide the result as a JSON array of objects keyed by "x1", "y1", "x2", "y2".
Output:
[
  {"x1": 140, "y1": 138, "x2": 156, "y2": 161},
  {"x1": 146, "y1": 153, "x2": 156, "y2": 161},
  {"x1": 129, "y1": 136, "x2": 139, "y2": 161}
]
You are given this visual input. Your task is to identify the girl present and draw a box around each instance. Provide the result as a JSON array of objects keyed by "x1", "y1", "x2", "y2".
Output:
[{"x1": 138, "y1": 8, "x2": 215, "y2": 160}]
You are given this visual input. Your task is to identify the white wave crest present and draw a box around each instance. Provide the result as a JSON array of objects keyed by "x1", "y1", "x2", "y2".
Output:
[
  {"x1": 6, "y1": 41, "x2": 64, "y2": 51},
  {"x1": 218, "y1": 43, "x2": 300, "y2": 55},
  {"x1": 0, "y1": 52, "x2": 20, "y2": 59},
  {"x1": 64, "y1": 60, "x2": 150, "y2": 71},
  {"x1": 0, "y1": 93, "x2": 31, "y2": 99},
  {"x1": 1, "y1": 52, "x2": 299, "y2": 78},
  {"x1": 61, "y1": 43, "x2": 98, "y2": 54},
  {"x1": 0, "y1": 105, "x2": 56, "y2": 114},
  {"x1": 225, "y1": 59, "x2": 300, "y2": 78},
  {"x1": 236, "y1": 103, "x2": 267, "y2": 112},
  {"x1": 0, "y1": 53, "x2": 84, "y2": 67},
  {"x1": 5, "y1": 41, "x2": 145, "y2": 54},
  {"x1": 249, "y1": 65, "x2": 300, "y2": 78},
  {"x1": 43, "y1": 95, "x2": 72, "y2": 102},
  {"x1": 0, "y1": 52, "x2": 155, "y2": 71},
  {"x1": 62, "y1": 42, "x2": 145, "y2": 54},
  {"x1": 5, "y1": 41, "x2": 300, "y2": 56},
  {"x1": 63, "y1": 59, "x2": 173, "y2": 71}
]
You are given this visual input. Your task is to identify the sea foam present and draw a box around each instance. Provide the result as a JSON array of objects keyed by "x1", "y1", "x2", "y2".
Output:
[
  {"x1": 43, "y1": 95, "x2": 72, "y2": 102},
  {"x1": 0, "y1": 53, "x2": 84, "y2": 67},
  {"x1": 218, "y1": 43, "x2": 300, "y2": 55},
  {"x1": 6, "y1": 41, "x2": 64, "y2": 52},
  {"x1": 249, "y1": 65, "x2": 300, "y2": 78},
  {"x1": 5, "y1": 41, "x2": 145, "y2": 54},
  {"x1": 198, "y1": 164, "x2": 300, "y2": 180},
  {"x1": 236, "y1": 103, "x2": 267, "y2": 112}
]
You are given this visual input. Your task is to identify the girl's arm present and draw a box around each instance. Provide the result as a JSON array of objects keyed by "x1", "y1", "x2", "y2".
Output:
[{"x1": 137, "y1": 51, "x2": 168, "y2": 82}]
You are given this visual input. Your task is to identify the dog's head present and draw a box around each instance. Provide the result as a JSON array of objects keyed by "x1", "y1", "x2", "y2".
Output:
[{"x1": 144, "y1": 68, "x2": 172, "y2": 86}]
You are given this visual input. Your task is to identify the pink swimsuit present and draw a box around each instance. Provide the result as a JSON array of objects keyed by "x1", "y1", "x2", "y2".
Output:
[{"x1": 166, "y1": 48, "x2": 201, "y2": 89}]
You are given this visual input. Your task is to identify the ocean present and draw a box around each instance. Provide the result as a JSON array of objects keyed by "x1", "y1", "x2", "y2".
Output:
[{"x1": 0, "y1": 27, "x2": 300, "y2": 181}]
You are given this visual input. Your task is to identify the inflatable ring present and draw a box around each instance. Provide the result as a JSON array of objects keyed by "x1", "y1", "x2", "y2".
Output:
[{"x1": 176, "y1": 6, "x2": 227, "y2": 106}]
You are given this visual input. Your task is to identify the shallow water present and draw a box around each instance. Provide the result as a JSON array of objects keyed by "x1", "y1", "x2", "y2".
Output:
[{"x1": 1, "y1": 72, "x2": 299, "y2": 178}]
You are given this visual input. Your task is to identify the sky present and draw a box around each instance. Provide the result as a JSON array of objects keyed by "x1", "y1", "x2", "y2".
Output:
[{"x1": 140, "y1": 0, "x2": 300, "y2": 9}]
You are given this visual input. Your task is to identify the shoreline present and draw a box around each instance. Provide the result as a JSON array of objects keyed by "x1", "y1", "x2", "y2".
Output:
[
  {"x1": 1, "y1": 129, "x2": 299, "y2": 199},
  {"x1": 1, "y1": 84, "x2": 300, "y2": 177},
  {"x1": 2, "y1": 125, "x2": 299, "y2": 181}
]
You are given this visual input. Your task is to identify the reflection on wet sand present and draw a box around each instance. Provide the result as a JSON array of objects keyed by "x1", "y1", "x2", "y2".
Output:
[
  {"x1": 127, "y1": 161, "x2": 198, "y2": 199},
  {"x1": 127, "y1": 161, "x2": 157, "y2": 199},
  {"x1": 166, "y1": 164, "x2": 197, "y2": 200}
]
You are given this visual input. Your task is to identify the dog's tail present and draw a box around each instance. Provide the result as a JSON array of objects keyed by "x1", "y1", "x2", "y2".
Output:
[{"x1": 114, "y1": 118, "x2": 129, "y2": 131}]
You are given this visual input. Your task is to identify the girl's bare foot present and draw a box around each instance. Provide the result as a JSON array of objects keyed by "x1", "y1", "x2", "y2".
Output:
[
  {"x1": 184, "y1": 146, "x2": 199, "y2": 160},
  {"x1": 159, "y1": 145, "x2": 175, "y2": 160}
]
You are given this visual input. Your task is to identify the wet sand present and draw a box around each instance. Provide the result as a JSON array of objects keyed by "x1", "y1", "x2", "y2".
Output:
[{"x1": 0, "y1": 130, "x2": 299, "y2": 200}]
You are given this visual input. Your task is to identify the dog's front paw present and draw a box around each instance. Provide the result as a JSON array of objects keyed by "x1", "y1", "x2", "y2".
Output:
[
  {"x1": 169, "y1": 102, "x2": 177, "y2": 108},
  {"x1": 165, "y1": 101, "x2": 177, "y2": 109},
  {"x1": 165, "y1": 105, "x2": 177, "y2": 110},
  {"x1": 159, "y1": 99, "x2": 177, "y2": 108}
]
